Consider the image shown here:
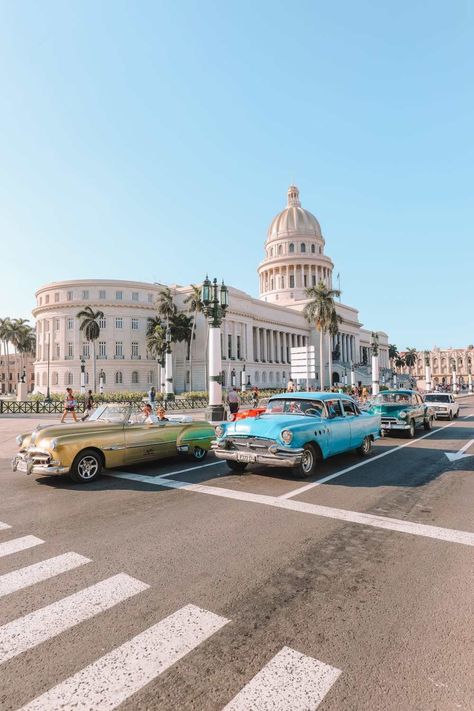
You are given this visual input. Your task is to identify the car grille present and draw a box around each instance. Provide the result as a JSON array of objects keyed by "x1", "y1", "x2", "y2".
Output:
[
  {"x1": 225, "y1": 437, "x2": 275, "y2": 451},
  {"x1": 25, "y1": 449, "x2": 52, "y2": 465},
  {"x1": 381, "y1": 417, "x2": 399, "y2": 425}
]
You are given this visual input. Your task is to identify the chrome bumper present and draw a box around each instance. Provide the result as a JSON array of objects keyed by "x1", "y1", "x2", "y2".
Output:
[
  {"x1": 381, "y1": 422, "x2": 409, "y2": 430},
  {"x1": 11, "y1": 455, "x2": 69, "y2": 477},
  {"x1": 212, "y1": 443, "x2": 304, "y2": 468}
]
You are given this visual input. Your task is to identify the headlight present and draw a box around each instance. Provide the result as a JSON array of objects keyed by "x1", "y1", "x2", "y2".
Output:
[
  {"x1": 215, "y1": 425, "x2": 225, "y2": 437},
  {"x1": 398, "y1": 411, "x2": 407, "y2": 419},
  {"x1": 16, "y1": 435, "x2": 25, "y2": 446},
  {"x1": 281, "y1": 429, "x2": 293, "y2": 444}
]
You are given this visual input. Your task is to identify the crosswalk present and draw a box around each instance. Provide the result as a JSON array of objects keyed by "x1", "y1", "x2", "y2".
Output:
[{"x1": 0, "y1": 519, "x2": 342, "y2": 710}]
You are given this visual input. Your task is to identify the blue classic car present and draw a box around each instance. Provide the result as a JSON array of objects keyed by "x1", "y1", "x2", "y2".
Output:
[{"x1": 213, "y1": 392, "x2": 381, "y2": 477}]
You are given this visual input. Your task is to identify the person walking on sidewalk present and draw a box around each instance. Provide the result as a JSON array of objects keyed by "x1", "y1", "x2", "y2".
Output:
[
  {"x1": 61, "y1": 388, "x2": 78, "y2": 423},
  {"x1": 81, "y1": 390, "x2": 95, "y2": 421},
  {"x1": 227, "y1": 387, "x2": 240, "y2": 416}
]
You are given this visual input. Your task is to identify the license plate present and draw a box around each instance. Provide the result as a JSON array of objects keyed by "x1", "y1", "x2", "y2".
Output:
[
  {"x1": 237, "y1": 453, "x2": 256, "y2": 463},
  {"x1": 17, "y1": 460, "x2": 28, "y2": 472}
]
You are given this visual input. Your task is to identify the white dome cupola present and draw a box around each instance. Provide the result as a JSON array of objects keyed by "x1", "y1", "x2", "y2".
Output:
[{"x1": 258, "y1": 185, "x2": 334, "y2": 305}]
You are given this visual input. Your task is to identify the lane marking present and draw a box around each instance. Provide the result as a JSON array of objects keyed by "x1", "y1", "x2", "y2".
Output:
[
  {"x1": 223, "y1": 646, "x2": 341, "y2": 710},
  {"x1": 0, "y1": 536, "x2": 44, "y2": 559},
  {"x1": 20, "y1": 604, "x2": 229, "y2": 711},
  {"x1": 444, "y1": 438, "x2": 474, "y2": 462},
  {"x1": 0, "y1": 522, "x2": 11, "y2": 531},
  {"x1": 0, "y1": 553, "x2": 91, "y2": 599},
  {"x1": 281, "y1": 415, "x2": 474, "y2": 500},
  {"x1": 0, "y1": 573, "x2": 149, "y2": 664},
  {"x1": 107, "y1": 460, "x2": 224, "y2": 484},
  {"x1": 105, "y1": 473, "x2": 474, "y2": 547}
]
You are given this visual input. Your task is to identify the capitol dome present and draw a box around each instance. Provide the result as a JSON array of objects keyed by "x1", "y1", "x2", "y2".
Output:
[{"x1": 267, "y1": 185, "x2": 322, "y2": 242}]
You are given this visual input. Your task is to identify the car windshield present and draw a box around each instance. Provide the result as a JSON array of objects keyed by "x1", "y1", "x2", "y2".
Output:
[
  {"x1": 88, "y1": 404, "x2": 131, "y2": 423},
  {"x1": 265, "y1": 398, "x2": 324, "y2": 417},
  {"x1": 372, "y1": 393, "x2": 411, "y2": 405},
  {"x1": 425, "y1": 395, "x2": 450, "y2": 403}
]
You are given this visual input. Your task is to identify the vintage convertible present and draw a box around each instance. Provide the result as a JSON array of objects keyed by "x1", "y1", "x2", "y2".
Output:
[
  {"x1": 213, "y1": 392, "x2": 381, "y2": 478},
  {"x1": 367, "y1": 389, "x2": 434, "y2": 437},
  {"x1": 12, "y1": 404, "x2": 214, "y2": 484}
]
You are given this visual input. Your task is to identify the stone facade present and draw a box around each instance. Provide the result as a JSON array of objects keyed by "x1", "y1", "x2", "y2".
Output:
[
  {"x1": 0, "y1": 353, "x2": 35, "y2": 394},
  {"x1": 399, "y1": 347, "x2": 474, "y2": 389}
]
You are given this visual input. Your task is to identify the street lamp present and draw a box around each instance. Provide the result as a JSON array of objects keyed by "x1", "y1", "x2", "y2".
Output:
[
  {"x1": 99, "y1": 369, "x2": 105, "y2": 395},
  {"x1": 201, "y1": 276, "x2": 229, "y2": 421},
  {"x1": 45, "y1": 333, "x2": 51, "y2": 403},
  {"x1": 165, "y1": 323, "x2": 173, "y2": 399},
  {"x1": 468, "y1": 358, "x2": 472, "y2": 393},
  {"x1": 80, "y1": 357, "x2": 86, "y2": 395},
  {"x1": 371, "y1": 332, "x2": 380, "y2": 395},
  {"x1": 451, "y1": 360, "x2": 457, "y2": 394},
  {"x1": 241, "y1": 361, "x2": 247, "y2": 392},
  {"x1": 424, "y1": 350, "x2": 432, "y2": 392}
]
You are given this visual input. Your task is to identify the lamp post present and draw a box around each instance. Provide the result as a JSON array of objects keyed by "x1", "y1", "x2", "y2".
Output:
[
  {"x1": 201, "y1": 276, "x2": 229, "y2": 422},
  {"x1": 451, "y1": 361, "x2": 457, "y2": 394},
  {"x1": 350, "y1": 362, "x2": 355, "y2": 388},
  {"x1": 371, "y1": 332, "x2": 380, "y2": 395},
  {"x1": 45, "y1": 334, "x2": 51, "y2": 403},
  {"x1": 424, "y1": 350, "x2": 432, "y2": 392},
  {"x1": 468, "y1": 358, "x2": 472, "y2": 393},
  {"x1": 80, "y1": 357, "x2": 86, "y2": 395},
  {"x1": 99, "y1": 369, "x2": 105, "y2": 395},
  {"x1": 241, "y1": 361, "x2": 247, "y2": 392},
  {"x1": 165, "y1": 323, "x2": 174, "y2": 398}
]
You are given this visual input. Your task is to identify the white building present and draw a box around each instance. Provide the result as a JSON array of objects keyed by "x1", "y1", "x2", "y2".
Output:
[{"x1": 33, "y1": 186, "x2": 390, "y2": 393}]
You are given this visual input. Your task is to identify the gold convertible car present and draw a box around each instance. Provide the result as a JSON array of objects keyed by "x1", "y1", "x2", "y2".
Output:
[{"x1": 12, "y1": 404, "x2": 214, "y2": 484}]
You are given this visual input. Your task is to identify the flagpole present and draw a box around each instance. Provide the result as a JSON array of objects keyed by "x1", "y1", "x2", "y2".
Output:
[{"x1": 337, "y1": 273, "x2": 341, "y2": 301}]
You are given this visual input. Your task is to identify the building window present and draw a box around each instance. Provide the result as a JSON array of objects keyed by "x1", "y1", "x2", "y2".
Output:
[
  {"x1": 100, "y1": 372, "x2": 107, "y2": 384},
  {"x1": 228, "y1": 334, "x2": 232, "y2": 358},
  {"x1": 131, "y1": 318, "x2": 139, "y2": 330},
  {"x1": 281, "y1": 276, "x2": 285, "y2": 288},
  {"x1": 311, "y1": 244, "x2": 315, "y2": 253},
  {"x1": 312, "y1": 275, "x2": 316, "y2": 286},
  {"x1": 115, "y1": 317, "x2": 123, "y2": 329},
  {"x1": 67, "y1": 318, "x2": 73, "y2": 330},
  {"x1": 131, "y1": 371, "x2": 139, "y2": 384},
  {"x1": 115, "y1": 342, "x2": 123, "y2": 357},
  {"x1": 67, "y1": 291, "x2": 73, "y2": 301},
  {"x1": 54, "y1": 293, "x2": 59, "y2": 303},
  {"x1": 289, "y1": 243, "x2": 295, "y2": 253},
  {"x1": 99, "y1": 290, "x2": 106, "y2": 299},
  {"x1": 55, "y1": 318, "x2": 60, "y2": 330},
  {"x1": 132, "y1": 292, "x2": 139, "y2": 302},
  {"x1": 147, "y1": 371, "x2": 154, "y2": 384},
  {"x1": 237, "y1": 335, "x2": 241, "y2": 359},
  {"x1": 98, "y1": 342, "x2": 106, "y2": 357},
  {"x1": 289, "y1": 275, "x2": 295, "y2": 288},
  {"x1": 39, "y1": 297, "x2": 42, "y2": 306},
  {"x1": 45, "y1": 294, "x2": 50, "y2": 304},
  {"x1": 116, "y1": 291, "x2": 123, "y2": 300},
  {"x1": 82, "y1": 343, "x2": 90, "y2": 358},
  {"x1": 131, "y1": 342, "x2": 139, "y2": 357},
  {"x1": 278, "y1": 245, "x2": 283, "y2": 255},
  {"x1": 319, "y1": 246, "x2": 322, "y2": 254},
  {"x1": 303, "y1": 275, "x2": 308, "y2": 287},
  {"x1": 301, "y1": 243, "x2": 306, "y2": 253},
  {"x1": 115, "y1": 371, "x2": 123, "y2": 385},
  {"x1": 82, "y1": 290, "x2": 89, "y2": 300},
  {"x1": 45, "y1": 321, "x2": 50, "y2": 332},
  {"x1": 84, "y1": 372, "x2": 89, "y2": 385},
  {"x1": 67, "y1": 342, "x2": 74, "y2": 358},
  {"x1": 66, "y1": 372, "x2": 74, "y2": 386},
  {"x1": 148, "y1": 294, "x2": 153, "y2": 303},
  {"x1": 55, "y1": 343, "x2": 60, "y2": 358},
  {"x1": 99, "y1": 317, "x2": 106, "y2": 329}
]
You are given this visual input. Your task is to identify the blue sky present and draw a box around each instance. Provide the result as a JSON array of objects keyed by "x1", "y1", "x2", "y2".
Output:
[{"x1": 0, "y1": 0, "x2": 472, "y2": 350}]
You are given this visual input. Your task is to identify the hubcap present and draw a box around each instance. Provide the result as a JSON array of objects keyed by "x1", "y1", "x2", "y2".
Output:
[
  {"x1": 363, "y1": 438, "x2": 370, "y2": 452},
  {"x1": 302, "y1": 449, "x2": 314, "y2": 473},
  {"x1": 194, "y1": 447, "x2": 205, "y2": 460},
  {"x1": 77, "y1": 456, "x2": 99, "y2": 480}
]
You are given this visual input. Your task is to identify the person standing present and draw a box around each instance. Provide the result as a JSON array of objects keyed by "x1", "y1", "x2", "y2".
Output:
[
  {"x1": 148, "y1": 386, "x2": 156, "y2": 404},
  {"x1": 81, "y1": 390, "x2": 94, "y2": 421},
  {"x1": 287, "y1": 378, "x2": 296, "y2": 393},
  {"x1": 61, "y1": 388, "x2": 78, "y2": 423},
  {"x1": 227, "y1": 387, "x2": 240, "y2": 416},
  {"x1": 251, "y1": 386, "x2": 259, "y2": 407}
]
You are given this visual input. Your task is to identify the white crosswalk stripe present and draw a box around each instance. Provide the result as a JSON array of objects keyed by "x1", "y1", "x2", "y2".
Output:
[
  {"x1": 0, "y1": 535, "x2": 44, "y2": 559},
  {"x1": 0, "y1": 552, "x2": 91, "y2": 599},
  {"x1": 222, "y1": 646, "x2": 342, "y2": 710},
  {"x1": 19, "y1": 604, "x2": 229, "y2": 710},
  {"x1": 0, "y1": 573, "x2": 149, "y2": 664},
  {"x1": 0, "y1": 521, "x2": 11, "y2": 531}
]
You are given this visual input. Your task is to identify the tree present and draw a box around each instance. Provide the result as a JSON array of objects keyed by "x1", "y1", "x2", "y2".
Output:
[
  {"x1": 404, "y1": 348, "x2": 417, "y2": 378},
  {"x1": 155, "y1": 287, "x2": 177, "y2": 322},
  {"x1": 147, "y1": 321, "x2": 167, "y2": 390},
  {"x1": 76, "y1": 307, "x2": 104, "y2": 393},
  {"x1": 328, "y1": 308, "x2": 342, "y2": 388},
  {"x1": 388, "y1": 344, "x2": 399, "y2": 365},
  {"x1": 0, "y1": 318, "x2": 13, "y2": 393},
  {"x1": 183, "y1": 285, "x2": 204, "y2": 391},
  {"x1": 303, "y1": 282, "x2": 341, "y2": 390},
  {"x1": 395, "y1": 355, "x2": 406, "y2": 373}
]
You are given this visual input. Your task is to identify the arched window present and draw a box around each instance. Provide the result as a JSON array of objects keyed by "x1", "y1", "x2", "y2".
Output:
[
  {"x1": 52, "y1": 372, "x2": 58, "y2": 386},
  {"x1": 100, "y1": 372, "x2": 107, "y2": 384},
  {"x1": 311, "y1": 244, "x2": 315, "y2": 253},
  {"x1": 278, "y1": 245, "x2": 282, "y2": 255},
  {"x1": 254, "y1": 371, "x2": 260, "y2": 384},
  {"x1": 115, "y1": 371, "x2": 123, "y2": 385},
  {"x1": 65, "y1": 372, "x2": 73, "y2": 386},
  {"x1": 84, "y1": 372, "x2": 89, "y2": 385},
  {"x1": 131, "y1": 371, "x2": 139, "y2": 384},
  {"x1": 262, "y1": 371, "x2": 267, "y2": 384},
  {"x1": 269, "y1": 372, "x2": 274, "y2": 383},
  {"x1": 301, "y1": 243, "x2": 306, "y2": 253},
  {"x1": 289, "y1": 243, "x2": 295, "y2": 253},
  {"x1": 276, "y1": 372, "x2": 280, "y2": 383}
]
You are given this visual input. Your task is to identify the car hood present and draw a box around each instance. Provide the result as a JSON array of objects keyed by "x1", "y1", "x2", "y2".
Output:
[
  {"x1": 369, "y1": 404, "x2": 409, "y2": 416},
  {"x1": 224, "y1": 414, "x2": 323, "y2": 439},
  {"x1": 27, "y1": 421, "x2": 125, "y2": 446}
]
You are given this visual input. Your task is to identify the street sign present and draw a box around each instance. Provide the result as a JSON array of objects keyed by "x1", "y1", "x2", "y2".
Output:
[{"x1": 290, "y1": 346, "x2": 316, "y2": 380}]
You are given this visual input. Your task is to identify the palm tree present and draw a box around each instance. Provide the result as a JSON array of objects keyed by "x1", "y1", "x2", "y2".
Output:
[
  {"x1": 388, "y1": 344, "x2": 398, "y2": 368},
  {"x1": 0, "y1": 318, "x2": 14, "y2": 393},
  {"x1": 404, "y1": 347, "x2": 417, "y2": 380},
  {"x1": 328, "y1": 309, "x2": 342, "y2": 388},
  {"x1": 147, "y1": 321, "x2": 167, "y2": 391},
  {"x1": 155, "y1": 287, "x2": 177, "y2": 322},
  {"x1": 303, "y1": 282, "x2": 341, "y2": 390},
  {"x1": 76, "y1": 307, "x2": 104, "y2": 392},
  {"x1": 394, "y1": 355, "x2": 405, "y2": 373},
  {"x1": 184, "y1": 285, "x2": 204, "y2": 391}
]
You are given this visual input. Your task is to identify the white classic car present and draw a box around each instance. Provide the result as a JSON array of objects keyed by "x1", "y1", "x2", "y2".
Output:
[{"x1": 424, "y1": 393, "x2": 459, "y2": 420}]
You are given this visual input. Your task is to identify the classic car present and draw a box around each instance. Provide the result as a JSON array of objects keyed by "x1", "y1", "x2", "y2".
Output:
[
  {"x1": 230, "y1": 398, "x2": 270, "y2": 422},
  {"x1": 424, "y1": 393, "x2": 459, "y2": 420},
  {"x1": 368, "y1": 390, "x2": 434, "y2": 437},
  {"x1": 11, "y1": 404, "x2": 214, "y2": 484},
  {"x1": 213, "y1": 392, "x2": 381, "y2": 478}
]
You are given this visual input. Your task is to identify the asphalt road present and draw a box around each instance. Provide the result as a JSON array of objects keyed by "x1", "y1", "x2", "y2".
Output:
[{"x1": 0, "y1": 400, "x2": 473, "y2": 710}]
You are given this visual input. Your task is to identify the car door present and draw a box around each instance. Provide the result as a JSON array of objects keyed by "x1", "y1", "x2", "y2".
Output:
[
  {"x1": 342, "y1": 399, "x2": 365, "y2": 448},
  {"x1": 325, "y1": 398, "x2": 351, "y2": 455},
  {"x1": 414, "y1": 393, "x2": 425, "y2": 424},
  {"x1": 124, "y1": 421, "x2": 165, "y2": 464}
]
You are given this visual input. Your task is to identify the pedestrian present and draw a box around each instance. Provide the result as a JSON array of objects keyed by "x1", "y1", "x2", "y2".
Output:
[
  {"x1": 148, "y1": 386, "x2": 156, "y2": 404},
  {"x1": 361, "y1": 385, "x2": 369, "y2": 402},
  {"x1": 227, "y1": 387, "x2": 240, "y2": 416},
  {"x1": 287, "y1": 378, "x2": 296, "y2": 393},
  {"x1": 61, "y1": 387, "x2": 78, "y2": 423},
  {"x1": 81, "y1": 390, "x2": 95, "y2": 421},
  {"x1": 251, "y1": 386, "x2": 259, "y2": 407}
]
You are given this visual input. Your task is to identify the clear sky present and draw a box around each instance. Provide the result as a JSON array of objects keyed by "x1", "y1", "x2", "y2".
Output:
[{"x1": 0, "y1": 0, "x2": 472, "y2": 350}]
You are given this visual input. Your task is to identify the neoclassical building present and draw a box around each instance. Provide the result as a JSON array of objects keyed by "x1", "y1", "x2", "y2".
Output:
[
  {"x1": 400, "y1": 347, "x2": 474, "y2": 388},
  {"x1": 33, "y1": 186, "x2": 390, "y2": 393}
]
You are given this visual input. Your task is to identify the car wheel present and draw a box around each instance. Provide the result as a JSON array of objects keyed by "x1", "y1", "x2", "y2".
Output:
[
  {"x1": 70, "y1": 449, "x2": 102, "y2": 484},
  {"x1": 448, "y1": 410, "x2": 453, "y2": 420},
  {"x1": 227, "y1": 460, "x2": 247, "y2": 474},
  {"x1": 423, "y1": 416, "x2": 433, "y2": 431},
  {"x1": 357, "y1": 436, "x2": 372, "y2": 457},
  {"x1": 454, "y1": 410, "x2": 459, "y2": 418},
  {"x1": 293, "y1": 444, "x2": 318, "y2": 479},
  {"x1": 405, "y1": 420, "x2": 416, "y2": 439},
  {"x1": 191, "y1": 446, "x2": 207, "y2": 461}
]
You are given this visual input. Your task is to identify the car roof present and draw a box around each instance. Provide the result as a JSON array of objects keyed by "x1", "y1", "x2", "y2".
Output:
[
  {"x1": 378, "y1": 389, "x2": 415, "y2": 394},
  {"x1": 426, "y1": 392, "x2": 450, "y2": 396},
  {"x1": 269, "y1": 391, "x2": 354, "y2": 401}
]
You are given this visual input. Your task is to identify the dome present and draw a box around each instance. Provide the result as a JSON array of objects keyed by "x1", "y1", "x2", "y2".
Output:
[{"x1": 267, "y1": 185, "x2": 322, "y2": 242}]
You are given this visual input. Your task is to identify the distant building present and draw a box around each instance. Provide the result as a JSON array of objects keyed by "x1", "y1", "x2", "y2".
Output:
[
  {"x1": 0, "y1": 353, "x2": 35, "y2": 395},
  {"x1": 33, "y1": 186, "x2": 390, "y2": 393},
  {"x1": 399, "y1": 347, "x2": 474, "y2": 389}
]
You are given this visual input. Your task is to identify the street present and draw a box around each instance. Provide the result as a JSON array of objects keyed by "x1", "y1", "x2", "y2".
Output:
[{"x1": 0, "y1": 400, "x2": 473, "y2": 710}]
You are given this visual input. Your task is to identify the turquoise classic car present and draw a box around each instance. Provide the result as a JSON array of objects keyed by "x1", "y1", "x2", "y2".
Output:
[
  {"x1": 368, "y1": 389, "x2": 434, "y2": 438},
  {"x1": 213, "y1": 392, "x2": 381, "y2": 478}
]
